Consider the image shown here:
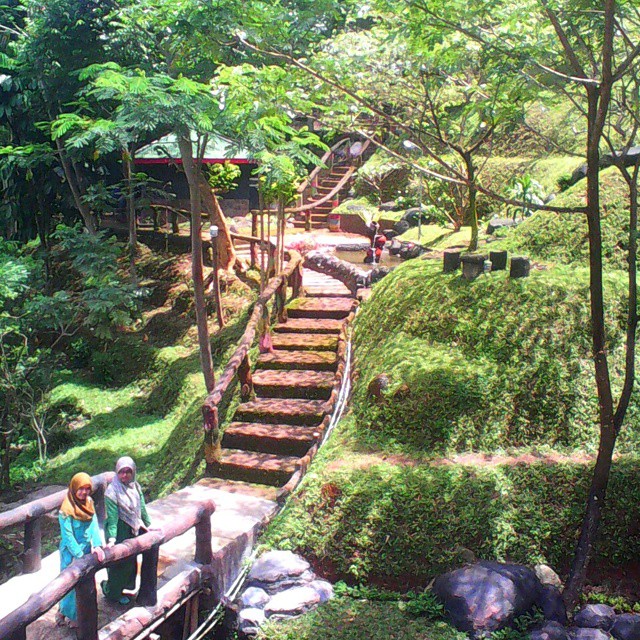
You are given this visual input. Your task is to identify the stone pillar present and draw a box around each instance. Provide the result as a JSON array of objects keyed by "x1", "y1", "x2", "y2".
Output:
[
  {"x1": 461, "y1": 254, "x2": 485, "y2": 281},
  {"x1": 489, "y1": 250, "x2": 508, "y2": 271},
  {"x1": 443, "y1": 250, "x2": 462, "y2": 273},
  {"x1": 510, "y1": 257, "x2": 530, "y2": 278}
]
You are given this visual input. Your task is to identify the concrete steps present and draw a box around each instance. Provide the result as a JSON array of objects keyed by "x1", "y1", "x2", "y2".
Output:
[
  {"x1": 222, "y1": 422, "x2": 318, "y2": 456},
  {"x1": 257, "y1": 350, "x2": 337, "y2": 371},
  {"x1": 207, "y1": 278, "x2": 354, "y2": 490},
  {"x1": 273, "y1": 318, "x2": 343, "y2": 333},
  {"x1": 271, "y1": 333, "x2": 338, "y2": 351},
  {"x1": 252, "y1": 369, "x2": 334, "y2": 399}
]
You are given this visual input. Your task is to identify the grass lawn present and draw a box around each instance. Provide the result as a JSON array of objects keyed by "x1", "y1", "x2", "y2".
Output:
[{"x1": 255, "y1": 598, "x2": 465, "y2": 640}]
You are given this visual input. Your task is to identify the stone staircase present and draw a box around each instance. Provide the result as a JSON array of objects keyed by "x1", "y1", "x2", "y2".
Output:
[
  {"x1": 293, "y1": 164, "x2": 354, "y2": 230},
  {"x1": 207, "y1": 282, "x2": 356, "y2": 493}
]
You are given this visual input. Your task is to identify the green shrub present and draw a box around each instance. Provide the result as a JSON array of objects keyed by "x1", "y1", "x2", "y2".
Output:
[
  {"x1": 495, "y1": 168, "x2": 632, "y2": 270},
  {"x1": 264, "y1": 453, "x2": 640, "y2": 585}
]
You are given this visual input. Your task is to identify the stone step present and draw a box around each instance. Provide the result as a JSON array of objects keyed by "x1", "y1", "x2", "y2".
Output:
[
  {"x1": 222, "y1": 422, "x2": 318, "y2": 456},
  {"x1": 273, "y1": 318, "x2": 344, "y2": 334},
  {"x1": 253, "y1": 369, "x2": 334, "y2": 399},
  {"x1": 234, "y1": 398, "x2": 327, "y2": 426},
  {"x1": 272, "y1": 333, "x2": 338, "y2": 351},
  {"x1": 212, "y1": 449, "x2": 299, "y2": 486},
  {"x1": 286, "y1": 297, "x2": 355, "y2": 319},
  {"x1": 196, "y1": 477, "x2": 279, "y2": 501},
  {"x1": 257, "y1": 350, "x2": 337, "y2": 371},
  {"x1": 304, "y1": 289, "x2": 353, "y2": 298}
]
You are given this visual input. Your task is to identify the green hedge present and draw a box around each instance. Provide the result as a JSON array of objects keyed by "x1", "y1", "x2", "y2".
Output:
[{"x1": 264, "y1": 450, "x2": 640, "y2": 586}]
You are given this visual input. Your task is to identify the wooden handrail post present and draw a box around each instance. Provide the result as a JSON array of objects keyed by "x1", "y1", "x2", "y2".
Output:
[
  {"x1": 93, "y1": 485, "x2": 107, "y2": 529},
  {"x1": 203, "y1": 404, "x2": 221, "y2": 466},
  {"x1": 23, "y1": 517, "x2": 42, "y2": 573},
  {"x1": 276, "y1": 280, "x2": 288, "y2": 323},
  {"x1": 194, "y1": 509, "x2": 213, "y2": 565},
  {"x1": 291, "y1": 263, "x2": 303, "y2": 299},
  {"x1": 137, "y1": 543, "x2": 160, "y2": 607},
  {"x1": 239, "y1": 354, "x2": 253, "y2": 402},
  {"x1": 250, "y1": 212, "x2": 258, "y2": 269},
  {"x1": 76, "y1": 570, "x2": 98, "y2": 640}
]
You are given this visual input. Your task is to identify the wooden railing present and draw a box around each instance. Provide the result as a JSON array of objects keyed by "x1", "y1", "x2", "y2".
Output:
[
  {"x1": 0, "y1": 499, "x2": 216, "y2": 640},
  {"x1": 0, "y1": 472, "x2": 114, "y2": 575},
  {"x1": 202, "y1": 251, "x2": 304, "y2": 465},
  {"x1": 296, "y1": 136, "x2": 352, "y2": 196}
]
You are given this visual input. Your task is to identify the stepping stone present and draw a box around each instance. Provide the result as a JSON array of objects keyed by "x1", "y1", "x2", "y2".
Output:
[
  {"x1": 286, "y1": 297, "x2": 355, "y2": 320},
  {"x1": 253, "y1": 370, "x2": 334, "y2": 400},
  {"x1": 273, "y1": 318, "x2": 343, "y2": 334},
  {"x1": 257, "y1": 350, "x2": 337, "y2": 371},
  {"x1": 222, "y1": 422, "x2": 319, "y2": 456},
  {"x1": 271, "y1": 334, "x2": 338, "y2": 351},
  {"x1": 234, "y1": 399, "x2": 327, "y2": 426},
  {"x1": 213, "y1": 449, "x2": 299, "y2": 486}
]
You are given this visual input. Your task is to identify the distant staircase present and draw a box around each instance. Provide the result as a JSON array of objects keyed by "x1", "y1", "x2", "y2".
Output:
[{"x1": 290, "y1": 137, "x2": 371, "y2": 230}]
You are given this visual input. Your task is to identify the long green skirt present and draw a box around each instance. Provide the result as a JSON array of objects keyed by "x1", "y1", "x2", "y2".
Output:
[{"x1": 102, "y1": 519, "x2": 137, "y2": 602}]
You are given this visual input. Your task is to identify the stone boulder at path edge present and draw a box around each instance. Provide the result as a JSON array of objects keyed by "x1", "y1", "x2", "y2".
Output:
[{"x1": 433, "y1": 561, "x2": 543, "y2": 635}]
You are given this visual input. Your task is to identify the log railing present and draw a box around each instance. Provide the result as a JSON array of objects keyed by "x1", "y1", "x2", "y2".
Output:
[
  {"x1": 202, "y1": 251, "x2": 304, "y2": 465},
  {"x1": 0, "y1": 499, "x2": 216, "y2": 640},
  {"x1": 0, "y1": 472, "x2": 114, "y2": 575}
]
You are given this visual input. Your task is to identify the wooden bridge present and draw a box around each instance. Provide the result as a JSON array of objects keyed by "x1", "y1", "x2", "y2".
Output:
[{"x1": 0, "y1": 262, "x2": 357, "y2": 640}]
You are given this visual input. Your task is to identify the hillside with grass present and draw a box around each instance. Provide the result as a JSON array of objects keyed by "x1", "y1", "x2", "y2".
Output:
[{"x1": 262, "y1": 259, "x2": 640, "y2": 592}]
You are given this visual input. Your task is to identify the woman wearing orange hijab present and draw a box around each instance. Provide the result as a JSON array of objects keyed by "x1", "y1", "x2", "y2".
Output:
[{"x1": 56, "y1": 472, "x2": 105, "y2": 628}]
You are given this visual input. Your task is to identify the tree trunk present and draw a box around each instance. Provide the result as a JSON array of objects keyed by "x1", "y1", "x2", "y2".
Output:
[
  {"x1": 53, "y1": 138, "x2": 98, "y2": 235},
  {"x1": 463, "y1": 153, "x2": 478, "y2": 251},
  {"x1": 123, "y1": 150, "x2": 138, "y2": 284},
  {"x1": 563, "y1": 86, "x2": 617, "y2": 610},
  {"x1": 198, "y1": 175, "x2": 238, "y2": 272},
  {"x1": 178, "y1": 135, "x2": 215, "y2": 393}
]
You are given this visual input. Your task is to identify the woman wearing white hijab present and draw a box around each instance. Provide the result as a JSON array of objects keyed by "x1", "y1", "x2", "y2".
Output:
[{"x1": 101, "y1": 456, "x2": 151, "y2": 605}]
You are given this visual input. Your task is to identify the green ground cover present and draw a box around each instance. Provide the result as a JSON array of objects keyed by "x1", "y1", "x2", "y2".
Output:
[{"x1": 262, "y1": 256, "x2": 640, "y2": 589}]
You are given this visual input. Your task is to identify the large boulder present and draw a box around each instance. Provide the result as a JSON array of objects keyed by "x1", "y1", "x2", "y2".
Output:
[
  {"x1": 574, "y1": 605, "x2": 616, "y2": 630},
  {"x1": 610, "y1": 614, "x2": 640, "y2": 640},
  {"x1": 433, "y1": 561, "x2": 542, "y2": 635}
]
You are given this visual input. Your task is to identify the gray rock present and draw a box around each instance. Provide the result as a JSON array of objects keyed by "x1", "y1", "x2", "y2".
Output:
[
  {"x1": 531, "y1": 621, "x2": 570, "y2": 640},
  {"x1": 538, "y1": 585, "x2": 567, "y2": 624},
  {"x1": 308, "y1": 579, "x2": 334, "y2": 603},
  {"x1": 487, "y1": 218, "x2": 518, "y2": 234},
  {"x1": 238, "y1": 608, "x2": 266, "y2": 636},
  {"x1": 610, "y1": 614, "x2": 640, "y2": 640},
  {"x1": 247, "y1": 551, "x2": 316, "y2": 593},
  {"x1": 569, "y1": 628, "x2": 612, "y2": 640},
  {"x1": 398, "y1": 242, "x2": 424, "y2": 260},
  {"x1": 239, "y1": 587, "x2": 270, "y2": 609},
  {"x1": 534, "y1": 565, "x2": 563, "y2": 589},
  {"x1": 248, "y1": 551, "x2": 311, "y2": 583},
  {"x1": 389, "y1": 238, "x2": 402, "y2": 256},
  {"x1": 574, "y1": 605, "x2": 616, "y2": 630},
  {"x1": 264, "y1": 585, "x2": 322, "y2": 619},
  {"x1": 393, "y1": 219, "x2": 411, "y2": 235},
  {"x1": 433, "y1": 561, "x2": 542, "y2": 634},
  {"x1": 379, "y1": 201, "x2": 399, "y2": 212},
  {"x1": 369, "y1": 266, "x2": 392, "y2": 285},
  {"x1": 249, "y1": 569, "x2": 316, "y2": 594}
]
